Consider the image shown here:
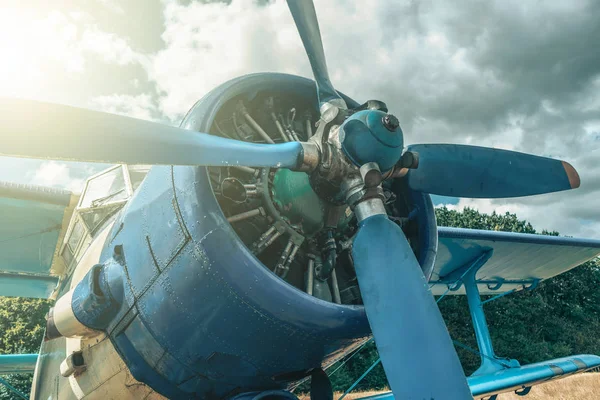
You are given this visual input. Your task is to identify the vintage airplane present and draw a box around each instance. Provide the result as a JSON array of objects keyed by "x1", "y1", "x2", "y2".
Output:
[{"x1": 1, "y1": 1, "x2": 600, "y2": 399}]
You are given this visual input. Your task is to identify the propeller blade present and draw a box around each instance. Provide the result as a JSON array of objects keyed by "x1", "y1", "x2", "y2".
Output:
[
  {"x1": 406, "y1": 143, "x2": 580, "y2": 198},
  {"x1": 352, "y1": 214, "x2": 471, "y2": 399},
  {"x1": 0, "y1": 98, "x2": 304, "y2": 169},
  {"x1": 286, "y1": 0, "x2": 346, "y2": 109}
]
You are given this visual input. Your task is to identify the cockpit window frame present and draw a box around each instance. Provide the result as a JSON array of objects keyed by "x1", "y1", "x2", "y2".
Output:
[
  {"x1": 77, "y1": 165, "x2": 132, "y2": 210},
  {"x1": 60, "y1": 164, "x2": 149, "y2": 271}
]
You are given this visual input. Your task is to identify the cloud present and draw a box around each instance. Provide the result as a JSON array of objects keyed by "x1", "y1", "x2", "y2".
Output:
[
  {"x1": 438, "y1": 193, "x2": 600, "y2": 239},
  {"x1": 0, "y1": 4, "x2": 151, "y2": 193},
  {"x1": 2, "y1": 0, "x2": 599, "y2": 239},
  {"x1": 28, "y1": 161, "x2": 99, "y2": 193},
  {"x1": 80, "y1": 25, "x2": 146, "y2": 66},
  {"x1": 146, "y1": 0, "x2": 308, "y2": 120},
  {"x1": 90, "y1": 93, "x2": 163, "y2": 122},
  {"x1": 0, "y1": 7, "x2": 149, "y2": 104},
  {"x1": 134, "y1": 0, "x2": 600, "y2": 238},
  {"x1": 96, "y1": 0, "x2": 125, "y2": 15}
]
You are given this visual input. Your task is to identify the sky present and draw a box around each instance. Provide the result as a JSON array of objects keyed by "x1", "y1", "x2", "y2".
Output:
[{"x1": 1, "y1": 0, "x2": 599, "y2": 238}]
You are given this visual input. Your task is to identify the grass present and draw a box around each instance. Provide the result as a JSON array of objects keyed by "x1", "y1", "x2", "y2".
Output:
[
  {"x1": 297, "y1": 373, "x2": 600, "y2": 399},
  {"x1": 492, "y1": 372, "x2": 600, "y2": 400}
]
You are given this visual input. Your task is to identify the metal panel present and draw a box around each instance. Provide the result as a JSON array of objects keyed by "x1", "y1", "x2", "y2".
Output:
[
  {"x1": 0, "y1": 182, "x2": 75, "y2": 298},
  {"x1": 0, "y1": 197, "x2": 64, "y2": 275},
  {"x1": 354, "y1": 354, "x2": 600, "y2": 400},
  {"x1": 93, "y1": 73, "x2": 371, "y2": 398},
  {"x1": 0, "y1": 272, "x2": 58, "y2": 299},
  {"x1": 0, "y1": 354, "x2": 38, "y2": 374},
  {"x1": 430, "y1": 228, "x2": 600, "y2": 295}
]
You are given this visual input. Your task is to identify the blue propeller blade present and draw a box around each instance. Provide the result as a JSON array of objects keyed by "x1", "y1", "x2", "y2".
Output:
[
  {"x1": 352, "y1": 214, "x2": 472, "y2": 399},
  {"x1": 286, "y1": 0, "x2": 346, "y2": 109},
  {"x1": 0, "y1": 98, "x2": 304, "y2": 169},
  {"x1": 407, "y1": 143, "x2": 580, "y2": 198}
]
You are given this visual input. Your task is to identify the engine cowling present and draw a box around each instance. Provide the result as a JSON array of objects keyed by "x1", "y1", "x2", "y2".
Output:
[
  {"x1": 184, "y1": 72, "x2": 439, "y2": 301},
  {"x1": 43, "y1": 73, "x2": 439, "y2": 399}
]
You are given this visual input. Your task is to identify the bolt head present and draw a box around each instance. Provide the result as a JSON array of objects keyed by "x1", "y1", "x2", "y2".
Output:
[{"x1": 382, "y1": 114, "x2": 400, "y2": 131}]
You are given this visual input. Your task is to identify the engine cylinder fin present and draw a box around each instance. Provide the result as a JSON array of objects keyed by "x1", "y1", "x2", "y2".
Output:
[
  {"x1": 238, "y1": 101, "x2": 275, "y2": 144},
  {"x1": 231, "y1": 165, "x2": 257, "y2": 175},
  {"x1": 254, "y1": 225, "x2": 284, "y2": 255},
  {"x1": 306, "y1": 256, "x2": 315, "y2": 295},
  {"x1": 330, "y1": 269, "x2": 341, "y2": 304},
  {"x1": 271, "y1": 112, "x2": 290, "y2": 142},
  {"x1": 227, "y1": 208, "x2": 264, "y2": 223},
  {"x1": 280, "y1": 244, "x2": 300, "y2": 279},
  {"x1": 275, "y1": 239, "x2": 294, "y2": 277},
  {"x1": 207, "y1": 86, "x2": 428, "y2": 307}
]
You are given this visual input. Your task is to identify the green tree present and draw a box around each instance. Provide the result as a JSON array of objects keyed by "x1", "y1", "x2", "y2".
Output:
[{"x1": 0, "y1": 298, "x2": 52, "y2": 400}]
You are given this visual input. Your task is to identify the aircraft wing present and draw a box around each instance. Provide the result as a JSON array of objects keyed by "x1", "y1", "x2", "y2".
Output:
[
  {"x1": 429, "y1": 227, "x2": 600, "y2": 295},
  {"x1": 0, "y1": 181, "x2": 77, "y2": 299}
]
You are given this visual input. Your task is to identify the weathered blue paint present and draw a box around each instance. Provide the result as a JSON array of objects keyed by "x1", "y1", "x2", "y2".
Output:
[
  {"x1": 0, "y1": 272, "x2": 58, "y2": 299},
  {"x1": 0, "y1": 354, "x2": 38, "y2": 374},
  {"x1": 429, "y1": 227, "x2": 600, "y2": 295},
  {"x1": 0, "y1": 182, "x2": 71, "y2": 207},
  {"x1": 1, "y1": 98, "x2": 306, "y2": 169},
  {"x1": 352, "y1": 214, "x2": 471, "y2": 399},
  {"x1": 0, "y1": 198, "x2": 64, "y2": 276},
  {"x1": 410, "y1": 189, "x2": 438, "y2": 280},
  {"x1": 339, "y1": 110, "x2": 404, "y2": 172},
  {"x1": 0, "y1": 185, "x2": 71, "y2": 298},
  {"x1": 101, "y1": 164, "x2": 370, "y2": 398},
  {"x1": 406, "y1": 143, "x2": 578, "y2": 198},
  {"x1": 83, "y1": 73, "x2": 372, "y2": 399},
  {"x1": 71, "y1": 261, "x2": 125, "y2": 330},
  {"x1": 462, "y1": 255, "x2": 519, "y2": 376},
  {"x1": 468, "y1": 354, "x2": 600, "y2": 397},
  {"x1": 26, "y1": 72, "x2": 599, "y2": 399},
  {"x1": 354, "y1": 355, "x2": 600, "y2": 400}
]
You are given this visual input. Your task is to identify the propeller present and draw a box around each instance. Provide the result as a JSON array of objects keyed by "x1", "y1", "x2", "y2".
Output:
[
  {"x1": 0, "y1": 98, "x2": 304, "y2": 169},
  {"x1": 286, "y1": 0, "x2": 346, "y2": 110},
  {"x1": 285, "y1": 1, "x2": 579, "y2": 397},
  {"x1": 352, "y1": 212, "x2": 472, "y2": 398},
  {"x1": 0, "y1": 1, "x2": 582, "y2": 398},
  {"x1": 405, "y1": 143, "x2": 580, "y2": 198}
]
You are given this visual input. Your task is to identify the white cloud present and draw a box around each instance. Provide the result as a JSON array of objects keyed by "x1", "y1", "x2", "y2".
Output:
[
  {"x1": 136, "y1": 0, "x2": 600, "y2": 238},
  {"x1": 28, "y1": 161, "x2": 95, "y2": 193},
  {"x1": 90, "y1": 93, "x2": 161, "y2": 122},
  {"x1": 147, "y1": 0, "x2": 308, "y2": 120},
  {"x1": 80, "y1": 27, "x2": 145, "y2": 66},
  {"x1": 2, "y1": 0, "x2": 599, "y2": 240},
  {"x1": 0, "y1": 8, "x2": 143, "y2": 100},
  {"x1": 96, "y1": 0, "x2": 125, "y2": 15}
]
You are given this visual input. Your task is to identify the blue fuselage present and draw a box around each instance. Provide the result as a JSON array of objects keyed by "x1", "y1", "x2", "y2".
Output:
[{"x1": 99, "y1": 163, "x2": 369, "y2": 398}]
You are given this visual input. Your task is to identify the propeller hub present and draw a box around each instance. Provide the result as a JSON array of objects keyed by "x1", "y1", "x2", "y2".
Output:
[{"x1": 339, "y1": 110, "x2": 404, "y2": 172}]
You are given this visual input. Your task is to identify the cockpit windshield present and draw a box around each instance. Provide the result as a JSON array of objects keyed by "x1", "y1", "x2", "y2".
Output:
[
  {"x1": 79, "y1": 166, "x2": 128, "y2": 209},
  {"x1": 60, "y1": 165, "x2": 150, "y2": 270}
]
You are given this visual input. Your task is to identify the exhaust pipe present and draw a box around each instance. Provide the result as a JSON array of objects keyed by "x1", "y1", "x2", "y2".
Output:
[{"x1": 46, "y1": 259, "x2": 124, "y2": 340}]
